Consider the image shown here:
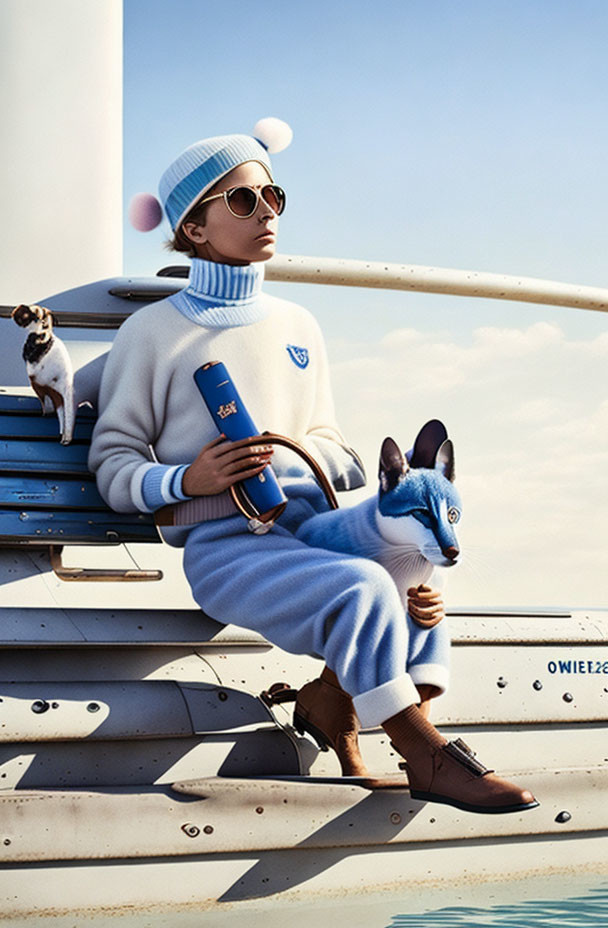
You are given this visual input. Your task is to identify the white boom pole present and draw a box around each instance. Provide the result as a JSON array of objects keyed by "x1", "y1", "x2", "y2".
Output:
[{"x1": 266, "y1": 254, "x2": 608, "y2": 314}]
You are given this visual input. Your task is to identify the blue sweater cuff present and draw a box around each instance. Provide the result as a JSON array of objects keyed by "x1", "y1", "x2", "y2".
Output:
[{"x1": 140, "y1": 464, "x2": 191, "y2": 511}]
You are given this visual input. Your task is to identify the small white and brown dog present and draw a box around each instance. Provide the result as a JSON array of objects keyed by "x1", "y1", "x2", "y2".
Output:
[{"x1": 12, "y1": 303, "x2": 75, "y2": 445}]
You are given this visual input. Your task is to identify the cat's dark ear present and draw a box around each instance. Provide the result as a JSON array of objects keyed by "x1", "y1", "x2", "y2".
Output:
[
  {"x1": 410, "y1": 420, "x2": 449, "y2": 469},
  {"x1": 379, "y1": 437, "x2": 408, "y2": 493},
  {"x1": 435, "y1": 439, "x2": 455, "y2": 482}
]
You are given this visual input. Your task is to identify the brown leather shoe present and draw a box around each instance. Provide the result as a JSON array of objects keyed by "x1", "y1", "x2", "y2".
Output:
[
  {"x1": 294, "y1": 667, "x2": 370, "y2": 777},
  {"x1": 293, "y1": 669, "x2": 407, "y2": 789},
  {"x1": 407, "y1": 738, "x2": 538, "y2": 813},
  {"x1": 383, "y1": 706, "x2": 538, "y2": 814},
  {"x1": 395, "y1": 731, "x2": 539, "y2": 814}
]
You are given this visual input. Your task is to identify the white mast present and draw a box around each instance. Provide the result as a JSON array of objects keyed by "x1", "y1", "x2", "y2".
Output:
[{"x1": 0, "y1": 0, "x2": 123, "y2": 304}]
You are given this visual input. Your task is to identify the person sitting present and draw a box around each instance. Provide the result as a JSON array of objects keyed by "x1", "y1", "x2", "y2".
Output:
[{"x1": 89, "y1": 119, "x2": 537, "y2": 814}]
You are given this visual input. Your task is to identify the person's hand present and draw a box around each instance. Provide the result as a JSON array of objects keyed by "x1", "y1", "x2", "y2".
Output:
[
  {"x1": 407, "y1": 584, "x2": 445, "y2": 628},
  {"x1": 182, "y1": 435, "x2": 274, "y2": 497}
]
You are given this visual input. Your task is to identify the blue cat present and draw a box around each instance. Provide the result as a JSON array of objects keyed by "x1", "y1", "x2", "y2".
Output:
[
  {"x1": 297, "y1": 419, "x2": 461, "y2": 594},
  {"x1": 296, "y1": 420, "x2": 461, "y2": 696}
]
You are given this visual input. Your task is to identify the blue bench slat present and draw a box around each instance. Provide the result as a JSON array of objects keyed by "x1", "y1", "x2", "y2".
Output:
[
  {"x1": 0, "y1": 509, "x2": 159, "y2": 544},
  {"x1": 0, "y1": 393, "x2": 160, "y2": 548},
  {"x1": 0, "y1": 393, "x2": 96, "y2": 418},
  {"x1": 0, "y1": 414, "x2": 95, "y2": 441},
  {"x1": 0, "y1": 394, "x2": 53, "y2": 414},
  {"x1": 0, "y1": 475, "x2": 105, "y2": 509},
  {"x1": 0, "y1": 438, "x2": 90, "y2": 474}
]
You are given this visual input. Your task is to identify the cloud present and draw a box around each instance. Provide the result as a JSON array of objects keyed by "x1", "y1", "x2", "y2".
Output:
[{"x1": 329, "y1": 322, "x2": 608, "y2": 608}]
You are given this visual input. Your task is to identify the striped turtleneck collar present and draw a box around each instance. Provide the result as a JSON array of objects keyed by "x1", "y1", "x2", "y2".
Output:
[{"x1": 169, "y1": 258, "x2": 267, "y2": 327}]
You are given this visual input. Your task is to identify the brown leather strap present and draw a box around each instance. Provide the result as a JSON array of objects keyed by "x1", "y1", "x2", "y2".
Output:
[
  {"x1": 233, "y1": 432, "x2": 340, "y2": 513},
  {"x1": 259, "y1": 682, "x2": 298, "y2": 706},
  {"x1": 228, "y1": 486, "x2": 286, "y2": 526}
]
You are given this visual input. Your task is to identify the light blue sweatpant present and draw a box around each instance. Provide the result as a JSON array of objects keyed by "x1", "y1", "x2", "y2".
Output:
[{"x1": 183, "y1": 483, "x2": 450, "y2": 729}]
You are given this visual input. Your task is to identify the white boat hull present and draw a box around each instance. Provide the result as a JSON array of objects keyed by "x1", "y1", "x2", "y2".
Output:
[{"x1": 0, "y1": 545, "x2": 606, "y2": 916}]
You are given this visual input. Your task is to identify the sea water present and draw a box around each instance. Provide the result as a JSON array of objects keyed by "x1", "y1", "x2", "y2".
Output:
[
  {"x1": 5, "y1": 873, "x2": 607, "y2": 927},
  {"x1": 386, "y1": 880, "x2": 608, "y2": 927}
]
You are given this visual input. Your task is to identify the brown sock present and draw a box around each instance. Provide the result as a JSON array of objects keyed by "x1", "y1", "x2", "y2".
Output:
[
  {"x1": 320, "y1": 666, "x2": 341, "y2": 688},
  {"x1": 382, "y1": 704, "x2": 446, "y2": 758}
]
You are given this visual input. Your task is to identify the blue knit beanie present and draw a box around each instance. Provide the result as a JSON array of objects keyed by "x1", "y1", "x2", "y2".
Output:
[{"x1": 129, "y1": 117, "x2": 293, "y2": 233}]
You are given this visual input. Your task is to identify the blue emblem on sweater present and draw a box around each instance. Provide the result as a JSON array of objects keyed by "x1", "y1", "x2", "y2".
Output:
[{"x1": 286, "y1": 345, "x2": 309, "y2": 369}]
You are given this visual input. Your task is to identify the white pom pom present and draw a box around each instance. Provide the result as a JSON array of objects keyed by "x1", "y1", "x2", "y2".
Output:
[
  {"x1": 253, "y1": 117, "x2": 293, "y2": 154},
  {"x1": 128, "y1": 193, "x2": 163, "y2": 232}
]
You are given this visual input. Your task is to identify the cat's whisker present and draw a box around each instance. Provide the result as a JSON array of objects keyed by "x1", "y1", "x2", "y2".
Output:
[
  {"x1": 461, "y1": 547, "x2": 498, "y2": 577},
  {"x1": 392, "y1": 546, "x2": 425, "y2": 558},
  {"x1": 393, "y1": 551, "x2": 428, "y2": 572},
  {"x1": 451, "y1": 549, "x2": 496, "y2": 592}
]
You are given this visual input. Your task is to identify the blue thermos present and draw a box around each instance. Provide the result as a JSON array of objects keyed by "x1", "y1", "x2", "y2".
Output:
[{"x1": 193, "y1": 362, "x2": 287, "y2": 520}]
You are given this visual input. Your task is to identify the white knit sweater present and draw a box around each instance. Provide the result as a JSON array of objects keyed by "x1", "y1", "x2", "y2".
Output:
[{"x1": 89, "y1": 261, "x2": 364, "y2": 535}]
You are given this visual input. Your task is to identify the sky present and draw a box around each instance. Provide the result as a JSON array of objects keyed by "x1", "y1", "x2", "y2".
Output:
[{"x1": 123, "y1": 0, "x2": 608, "y2": 608}]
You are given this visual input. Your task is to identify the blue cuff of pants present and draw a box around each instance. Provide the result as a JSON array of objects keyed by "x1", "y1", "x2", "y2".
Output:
[{"x1": 353, "y1": 673, "x2": 420, "y2": 729}]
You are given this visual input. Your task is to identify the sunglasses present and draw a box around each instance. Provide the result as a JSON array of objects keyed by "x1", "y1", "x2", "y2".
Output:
[{"x1": 197, "y1": 183, "x2": 286, "y2": 219}]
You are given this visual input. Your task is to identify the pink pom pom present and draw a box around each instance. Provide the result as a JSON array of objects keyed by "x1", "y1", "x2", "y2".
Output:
[{"x1": 128, "y1": 193, "x2": 163, "y2": 232}]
